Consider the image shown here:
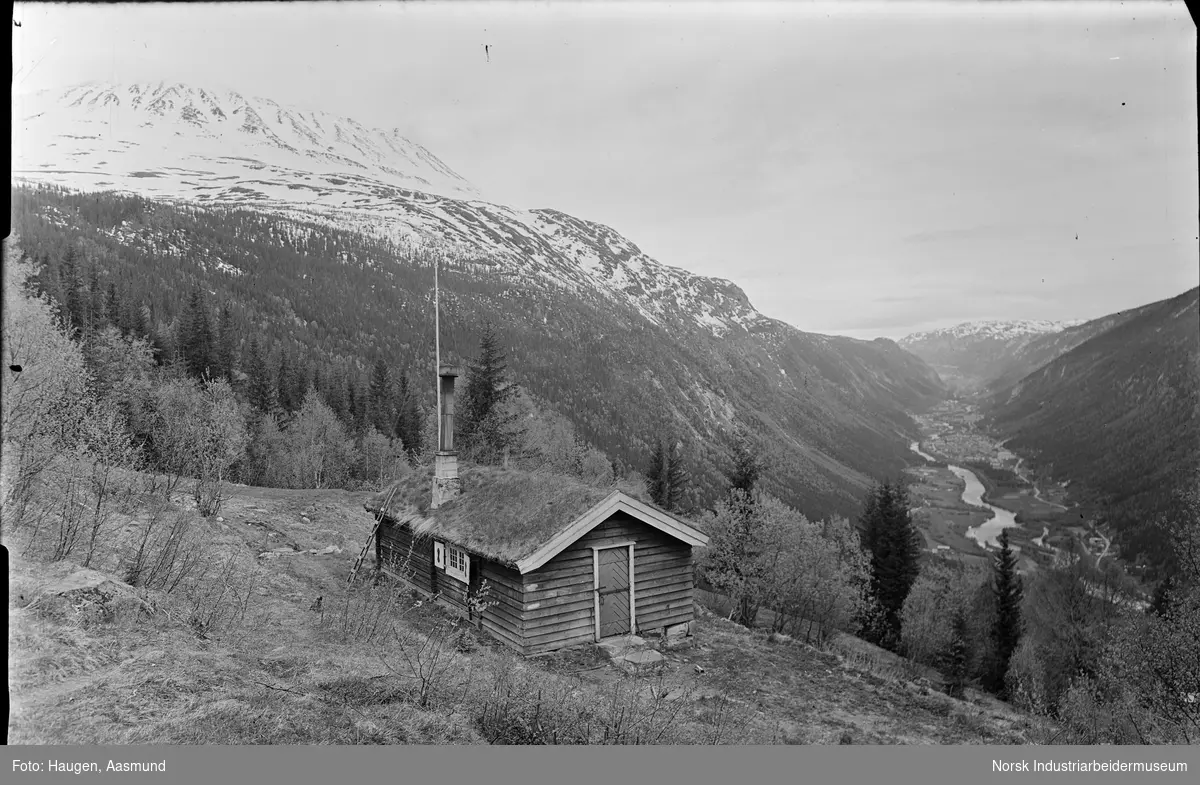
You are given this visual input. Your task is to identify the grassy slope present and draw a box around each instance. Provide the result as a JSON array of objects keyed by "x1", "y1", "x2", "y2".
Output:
[{"x1": 8, "y1": 482, "x2": 1040, "y2": 745}]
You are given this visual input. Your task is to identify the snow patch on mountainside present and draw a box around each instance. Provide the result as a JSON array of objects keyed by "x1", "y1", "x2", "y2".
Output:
[
  {"x1": 13, "y1": 82, "x2": 478, "y2": 201},
  {"x1": 900, "y1": 319, "x2": 1085, "y2": 346},
  {"x1": 13, "y1": 81, "x2": 799, "y2": 342}
]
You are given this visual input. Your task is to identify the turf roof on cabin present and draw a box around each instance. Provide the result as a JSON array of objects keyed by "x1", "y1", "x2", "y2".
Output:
[{"x1": 364, "y1": 464, "x2": 656, "y2": 568}]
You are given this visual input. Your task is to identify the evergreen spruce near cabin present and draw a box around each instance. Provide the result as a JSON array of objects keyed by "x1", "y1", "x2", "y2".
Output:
[{"x1": 365, "y1": 365, "x2": 710, "y2": 655}]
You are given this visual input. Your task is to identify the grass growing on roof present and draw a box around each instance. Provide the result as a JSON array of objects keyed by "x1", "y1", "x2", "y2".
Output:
[{"x1": 365, "y1": 463, "x2": 652, "y2": 567}]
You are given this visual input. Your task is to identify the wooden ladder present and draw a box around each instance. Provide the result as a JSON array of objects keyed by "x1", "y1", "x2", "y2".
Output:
[
  {"x1": 347, "y1": 519, "x2": 381, "y2": 585},
  {"x1": 348, "y1": 487, "x2": 397, "y2": 585}
]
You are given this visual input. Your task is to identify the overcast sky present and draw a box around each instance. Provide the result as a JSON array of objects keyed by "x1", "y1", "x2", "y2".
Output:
[{"x1": 12, "y1": 1, "x2": 1198, "y2": 339}]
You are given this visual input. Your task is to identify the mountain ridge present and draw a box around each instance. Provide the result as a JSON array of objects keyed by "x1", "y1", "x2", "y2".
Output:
[
  {"x1": 12, "y1": 73, "x2": 947, "y2": 520},
  {"x1": 898, "y1": 314, "x2": 1153, "y2": 393},
  {"x1": 983, "y1": 286, "x2": 1200, "y2": 570},
  {"x1": 14, "y1": 81, "x2": 798, "y2": 344},
  {"x1": 14, "y1": 81, "x2": 479, "y2": 199}
]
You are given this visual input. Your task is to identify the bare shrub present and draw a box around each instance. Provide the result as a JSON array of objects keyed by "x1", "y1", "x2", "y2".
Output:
[
  {"x1": 80, "y1": 402, "x2": 141, "y2": 568},
  {"x1": 1, "y1": 246, "x2": 92, "y2": 535},
  {"x1": 148, "y1": 378, "x2": 246, "y2": 517},
  {"x1": 702, "y1": 493, "x2": 868, "y2": 640},
  {"x1": 323, "y1": 582, "x2": 407, "y2": 645},
  {"x1": 356, "y1": 428, "x2": 409, "y2": 491},
  {"x1": 381, "y1": 598, "x2": 473, "y2": 710},
  {"x1": 125, "y1": 505, "x2": 208, "y2": 594},
  {"x1": 192, "y1": 380, "x2": 247, "y2": 517},
  {"x1": 37, "y1": 456, "x2": 90, "y2": 562},
  {"x1": 901, "y1": 558, "x2": 986, "y2": 673},
  {"x1": 475, "y1": 655, "x2": 591, "y2": 744},
  {"x1": 1053, "y1": 675, "x2": 1156, "y2": 745},
  {"x1": 179, "y1": 550, "x2": 260, "y2": 640},
  {"x1": 278, "y1": 390, "x2": 357, "y2": 490}
]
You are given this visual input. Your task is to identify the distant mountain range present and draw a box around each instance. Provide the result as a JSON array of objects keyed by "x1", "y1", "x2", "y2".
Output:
[
  {"x1": 11, "y1": 81, "x2": 949, "y2": 520},
  {"x1": 899, "y1": 319, "x2": 1088, "y2": 392}
]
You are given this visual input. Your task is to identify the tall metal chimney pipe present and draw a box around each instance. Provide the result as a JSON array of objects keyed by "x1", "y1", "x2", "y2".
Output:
[{"x1": 431, "y1": 365, "x2": 461, "y2": 509}]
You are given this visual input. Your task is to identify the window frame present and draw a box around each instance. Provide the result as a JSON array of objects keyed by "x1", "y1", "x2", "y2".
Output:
[{"x1": 444, "y1": 544, "x2": 470, "y2": 583}]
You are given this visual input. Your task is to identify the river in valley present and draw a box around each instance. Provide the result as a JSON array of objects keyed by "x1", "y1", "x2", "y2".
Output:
[{"x1": 910, "y1": 441, "x2": 1019, "y2": 549}]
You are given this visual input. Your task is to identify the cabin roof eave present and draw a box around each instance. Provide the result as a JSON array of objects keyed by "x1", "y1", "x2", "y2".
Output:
[
  {"x1": 514, "y1": 491, "x2": 709, "y2": 574},
  {"x1": 366, "y1": 488, "x2": 709, "y2": 574}
]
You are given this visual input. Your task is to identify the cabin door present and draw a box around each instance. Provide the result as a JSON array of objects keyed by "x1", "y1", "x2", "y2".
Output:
[{"x1": 594, "y1": 543, "x2": 634, "y2": 639}]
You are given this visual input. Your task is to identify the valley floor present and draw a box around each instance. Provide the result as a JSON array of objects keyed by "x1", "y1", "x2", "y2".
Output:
[
  {"x1": 905, "y1": 399, "x2": 1108, "y2": 574},
  {"x1": 8, "y1": 481, "x2": 1042, "y2": 745}
]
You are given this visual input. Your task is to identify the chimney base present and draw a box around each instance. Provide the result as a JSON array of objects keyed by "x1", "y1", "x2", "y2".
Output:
[{"x1": 432, "y1": 477, "x2": 461, "y2": 509}]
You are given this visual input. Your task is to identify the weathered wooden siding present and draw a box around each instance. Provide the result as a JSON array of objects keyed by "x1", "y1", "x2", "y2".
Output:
[
  {"x1": 479, "y1": 561, "x2": 525, "y2": 651},
  {"x1": 632, "y1": 533, "x2": 695, "y2": 634},
  {"x1": 436, "y1": 570, "x2": 469, "y2": 609},
  {"x1": 521, "y1": 511, "x2": 694, "y2": 656},
  {"x1": 377, "y1": 520, "x2": 434, "y2": 593},
  {"x1": 381, "y1": 512, "x2": 695, "y2": 656}
]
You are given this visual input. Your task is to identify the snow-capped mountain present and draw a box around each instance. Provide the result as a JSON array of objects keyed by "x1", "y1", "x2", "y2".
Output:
[
  {"x1": 13, "y1": 81, "x2": 768, "y2": 339},
  {"x1": 13, "y1": 82, "x2": 477, "y2": 200},
  {"x1": 11, "y1": 80, "x2": 949, "y2": 518},
  {"x1": 899, "y1": 319, "x2": 1088, "y2": 392},
  {"x1": 900, "y1": 319, "x2": 1084, "y2": 345}
]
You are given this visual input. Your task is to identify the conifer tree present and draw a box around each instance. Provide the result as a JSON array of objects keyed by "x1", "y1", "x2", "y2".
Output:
[
  {"x1": 394, "y1": 373, "x2": 423, "y2": 460},
  {"x1": 324, "y1": 364, "x2": 350, "y2": 424},
  {"x1": 146, "y1": 311, "x2": 172, "y2": 367},
  {"x1": 245, "y1": 337, "x2": 277, "y2": 414},
  {"x1": 858, "y1": 480, "x2": 923, "y2": 651},
  {"x1": 312, "y1": 363, "x2": 325, "y2": 402},
  {"x1": 214, "y1": 302, "x2": 237, "y2": 383},
  {"x1": 988, "y1": 528, "x2": 1023, "y2": 697},
  {"x1": 727, "y1": 427, "x2": 761, "y2": 498},
  {"x1": 368, "y1": 357, "x2": 394, "y2": 436},
  {"x1": 129, "y1": 302, "x2": 151, "y2": 343},
  {"x1": 62, "y1": 245, "x2": 85, "y2": 336},
  {"x1": 1149, "y1": 574, "x2": 1176, "y2": 617},
  {"x1": 347, "y1": 373, "x2": 369, "y2": 435},
  {"x1": 945, "y1": 608, "x2": 971, "y2": 699},
  {"x1": 87, "y1": 264, "x2": 105, "y2": 335},
  {"x1": 32, "y1": 250, "x2": 64, "y2": 313},
  {"x1": 646, "y1": 437, "x2": 689, "y2": 513},
  {"x1": 180, "y1": 287, "x2": 214, "y2": 379},
  {"x1": 105, "y1": 282, "x2": 122, "y2": 332},
  {"x1": 459, "y1": 322, "x2": 520, "y2": 462},
  {"x1": 293, "y1": 352, "x2": 312, "y2": 405},
  {"x1": 277, "y1": 349, "x2": 298, "y2": 413}
]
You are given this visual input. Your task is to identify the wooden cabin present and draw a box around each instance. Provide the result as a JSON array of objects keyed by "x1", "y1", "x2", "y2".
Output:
[{"x1": 362, "y1": 366, "x2": 709, "y2": 655}]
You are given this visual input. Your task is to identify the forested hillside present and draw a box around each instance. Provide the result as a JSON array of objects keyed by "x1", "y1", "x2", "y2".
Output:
[
  {"x1": 985, "y1": 287, "x2": 1200, "y2": 573},
  {"x1": 11, "y1": 184, "x2": 944, "y2": 519},
  {"x1": 981, "y1": 309, "x2": 1152, "y2": 396}
]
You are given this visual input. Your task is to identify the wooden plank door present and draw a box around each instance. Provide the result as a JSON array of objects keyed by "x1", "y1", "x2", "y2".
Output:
[{"x1": 596, "y1": 545, "x2": 632, "y2": 638}]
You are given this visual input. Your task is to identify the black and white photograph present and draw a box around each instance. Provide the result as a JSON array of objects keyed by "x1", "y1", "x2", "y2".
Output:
[{"x1": 6, "y1": 0, "x2": 1198, "y2": 763}]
